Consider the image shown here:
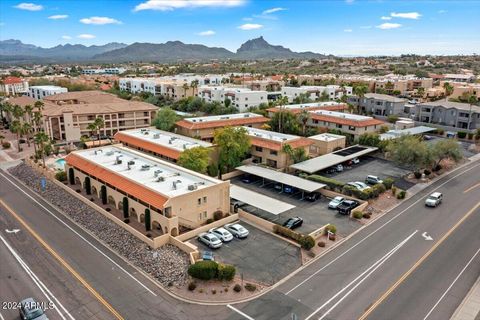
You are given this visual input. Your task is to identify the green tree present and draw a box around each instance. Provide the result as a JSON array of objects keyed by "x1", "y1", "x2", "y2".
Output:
[
  {"x1": 34, "y1": 132, "x2": 50, "y2": 167},
  {"x1": 214, "y1": 127, "x2": 251, "y2": 177},
  {"x1": 10, "y1": 120, "x2": 22, "y2": 151},
  {"x1": 443, "y1": 82, "x2": 454, "y2": 96},
  {"x1": 152, "y1": 107, "x2": 177, "y2": 132},
  {"x1": 429, "y1": 139, "x2": 463, "y2": 168},
  {"x1": 297, "y1": 109, "x2": 311, "y2": 136},
  {"x1": 269, "y1": 111, "x2": 300, "y2": 135},
  {"x1": 386, "y1": 135, "x2": 430, "y2": 170},
  {"x1": 358, "y1": 132, "x2": 382, "y2": 147},
  {"x1": 282, "y1": 144, "x2": 308, "y2": 164},
  {"x1": 177, "y1": 146, "x2": 210, "y2": 174}
]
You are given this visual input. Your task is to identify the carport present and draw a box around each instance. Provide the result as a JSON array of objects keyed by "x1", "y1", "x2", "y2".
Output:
[
  {"x1": 380, "y1": 126, "x2": 436, "y2": 140},
  {"x1": 236, "y1": 164, "x2": 326, "y2": 199},
  {"x1": 230, "y1": 185, "x2": 295, "y2": 215},
  {"x1": 290, "y1": 145, "x2": 378, "y2": 174}
]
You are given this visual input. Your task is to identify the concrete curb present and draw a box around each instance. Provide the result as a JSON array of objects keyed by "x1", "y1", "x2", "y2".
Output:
[{"x1": 451, "y1": 276, "x2": 480, "y2": 320}]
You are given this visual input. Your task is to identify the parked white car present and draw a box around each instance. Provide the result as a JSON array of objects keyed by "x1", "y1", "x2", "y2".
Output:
[
  {"x1": 209, "y1": 227, "x2": 233, "y2": 242},
  {"x1": 328, "y1": 196, "x2": 345, "y2": 209},
  {"x1": 347, "y1": 181, "x2": 371, "y2": 191},
  {"x1": 224, "y1": 223, "x2": 249, "y2": 239},
  {"x1": 425, "y1": 192, "x2": 443, "y2": 207},
  {"x1": 352, "y1": 157, "x2": 360, "y2": 164},
  {"x1": 198, "y1": 232, "x2": 223, "y2": 249}
]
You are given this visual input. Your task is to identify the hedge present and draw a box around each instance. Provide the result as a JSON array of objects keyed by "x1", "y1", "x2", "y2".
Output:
[
  {"x1": 325, "y1": 224, "x2": 337, "y2": 234},
  {"x1": 217, "y1": 264, "x2": 236, "y2": 281},
  {"x1": 299, "y1": 236, "x2": 315, "y2": 250},
  {"x1": 55, "y1": 171, "x2": 67, "y2": 182},
  {"x1": 308, "y1": 175, "x2": 345, "y2": 191},
  {"x1": 353, "y1": 211, "x2": 363, "y2": 219},
  {"x1": 273, "y1": 225, "x2": 303, "y2": 242},
  {"x1": 382, "y1": 177, "x2": 394, "y2": 190},
  {"x1": 188, "y1": 261, "x2": 219, "y2": 280},
  {"x1": 397, "y1": 190, "x2": 406, "y2": 199},
  {"x1": 457, "y1": 131, "x2": 467, "y2": 139}
]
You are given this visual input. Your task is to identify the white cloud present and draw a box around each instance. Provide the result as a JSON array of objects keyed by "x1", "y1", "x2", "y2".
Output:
[
  {"x1": 197, "y1": 30, "x2": 215, "y2": 36},
  {"x1": 77, "y1": 34, "x2": 96, "y2": 39},
  {"x1": 134, "y1": 0, "x2": 245, "y2": 12},
  {"x1": 344, "y1": 29, "x2": 353, "y2": 32},
  {"x1": 80, "y1": 16, "x2": 122, "y2": 25},
  {"x1": 61, "y1": 35, "x2": 72, "y2": 40},
  {"x1": 376, "y1": 23, "x2": 402, "y2": 30},
  {"x1": 262, "y1": 7, "x2": 286, "y2": 15},
  {"x1": 390, "y1": 12, "x2": 422, "y2": 19},
  {"x1": 14, "y1": 2, "x2": 43, "y2": 11},
  {"x1": 381, "y1": 16, "x2": 392, "y2": 20},
  {"x1": 237, "y1": 23, "x2": 263, "y2": 30},
  {"x1": 48, "y1": 14, "x2": 68, "y2": 20}
]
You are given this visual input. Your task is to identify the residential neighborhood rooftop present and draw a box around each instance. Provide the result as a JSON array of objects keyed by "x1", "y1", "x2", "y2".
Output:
[
  {"x1": 244, "y1": 126, "x2": 298, "y2": 142},
  {"x1": 419, "y1": 99, "x2": 480, "y2": 112},
  {"x1": 308, "y1": 133, "x2": 346, "y2": 142},
  {"x1": 183, "y1": 113, "x2": 264, "y2": 123},
  {"x1": 364, "y1": 93, "x2": 408, "y2": 103}
]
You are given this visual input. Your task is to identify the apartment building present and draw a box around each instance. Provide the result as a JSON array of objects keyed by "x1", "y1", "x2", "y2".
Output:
[
  {"x1": 266, "y1": 101, "x2": 347, "y2": 116},
  {"x1": 281, "y1": 85, "x2": 353, "y2": 103},
  {"x1": 244, "y1": 126, "x2": 312, "y2": 169},
  {"x1": 113, "y1": 127, "x2": 214, "y2": 163},
  {"x1": 244, "y1": 79, "x2": 284, "y2": 92},
  {"x1": 65, "y1": 145, "x2": 230, "y2": 234},
  {"x1": 175, "y1": 113, "x2": 269, "y2": 141},
  {"x1": 27, "y1": 85, "x2": 68, "y2": 100},
  {"x1": 307, "y1": 110, "x2": 385, "y2": 137},
  {"x1": 414, "y1": 100, "x2": 480, "y2": 130},
  {"x1": 82, "y1": 67, "x2": 126, "y2": 75},
  {"x1": 0, "y1": 76, "x2": 29, "y2": 96},
  {"x1": 442, "y1": 74, "x2": 476, "y2": 83},
  {"x1": 348, "y1": 93, "x2": 407, "y2": 116},
  {"x1": 198, "y1": 86, "x2": 268, "y2": 112},
  {"x1": 449, "y1": 83, "x2": 480, "y2": 100}
]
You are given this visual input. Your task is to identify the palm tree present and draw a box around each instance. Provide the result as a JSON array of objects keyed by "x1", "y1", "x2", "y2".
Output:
[
  {"x1": 11, "y1": 104, "x2": 25, "y2": 122},
  {"x1": 21, "y1": 122, "x2": 32, "y2": 147},
  {"x1": 182, "y1": 83, "x2": 190, "y2": 98},
  {"x1": 443, "y1": 82, "x2": 454, "y2": 96},
  {"x1": 88, "y1": 117, "x2": 105, "y2": 147},
  {"x1": 10, "y1": 120, "x2": 22, "y2": 151},
  {"x1": 276, "y1": 96, "x2": 289, "y2": 133},
  {"x1": 190, "y1": 80, "x2": 199, "y2": 96},
  {"x1": 86, "y1": 122, "x2": 97, "y2": 147},
  {"x1": 298, "y1": 109, "x2": 311, "y2": 136},
  {"x1": 34, "y1": 132, "x2": 49, "y2": 167}
]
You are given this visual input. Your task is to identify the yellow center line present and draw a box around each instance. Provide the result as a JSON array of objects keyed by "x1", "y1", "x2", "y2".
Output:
[
  {"x1": 0, "y1": 198, "x2": 124, "y2": 320},
  {"x1": 464, "y1": 182, "x2": 480, "y2": 194},
  {"x1": 358, "y1": 200, "x2": 480, "y2": 320}
]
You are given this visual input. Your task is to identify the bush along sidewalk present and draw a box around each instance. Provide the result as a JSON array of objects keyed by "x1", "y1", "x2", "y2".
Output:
[
  {"x1": 188, "y1": 260, "x2": 236, "y2": 281},
  {"x1": 273, "y1": 225, "x2": 316, "y2": 250}
]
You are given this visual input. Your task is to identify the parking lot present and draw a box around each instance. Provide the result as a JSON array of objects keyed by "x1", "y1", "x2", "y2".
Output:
[
  {"x1": 231, "y1": 177, "x2": 362, "y2": 237},
  {"x1": 190, "y1": 222, "x2": 301, "y2": 285},
  {"x1": 323, "y1": 156, "x2": 414, "y2": 190}
]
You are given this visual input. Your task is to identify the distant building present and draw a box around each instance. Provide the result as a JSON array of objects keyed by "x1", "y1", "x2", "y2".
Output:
[
  {"x1": 113, "y1": 127, "x2": 214, "y2": 163},
  {"x1": 307, "y1": 110, "x2": 385, "y2": 137},
  {"x1": 307, "y1": 133, "x2": 346, "y2": 156},
  {"x1": 244, "y1": 126, "x2": 312, "y2": 169},
  {"x1": 27, "y1": 85, "x2": 68, "y2": 100},
  {"x1": 281, "y1": 85, "x2": 353, "y2": 102},
  {"x1": 0, "y1": 76, "x2": 29, "y2": 96},
  {"x1": 442, "y1": 74, "x2": 475, "y2": 83},
  {"x1": 82, "y1": 67, "x2": 126, "y2": 75},
  {"x1": 348, "y1": 93, "x2": 407, "y2": 116},
  {"x1": 198, "y1": 86, "x2": 268, "y2": 112},
  {"x1": 175, "y1": 113, "x2": 269, "y2": 141},
  {"x1": 414, "y1": 100, "x2": 480, "y2": 130},
  {"x1": 266, "y1": 101, "x2": 347, "y2": 116}
]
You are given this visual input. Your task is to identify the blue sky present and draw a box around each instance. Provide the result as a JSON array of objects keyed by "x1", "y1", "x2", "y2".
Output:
[{"x1": 1, "y1": 0, "x2": 479, "y2": 56}]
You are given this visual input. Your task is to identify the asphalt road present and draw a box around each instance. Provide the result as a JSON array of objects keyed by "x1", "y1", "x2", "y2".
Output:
[{"x1": 1, "y1": 158, "x2": 479, "y2": 320}]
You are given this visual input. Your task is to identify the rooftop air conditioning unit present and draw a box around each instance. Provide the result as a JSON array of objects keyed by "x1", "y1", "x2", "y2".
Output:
[
  {"x1": 154, "y1": 169, "x2": 163, "y2": 177},
  {"x1": 127, "y1": 160, "x2": 135, "y2": 165},
  {"x1": 156, "y1": 176, "x2": 165, "y2": 182},
  {"x1": 188, "y1": 184, "x2": 197, "y2": 191},
  {"x1": 106, "y1": 151, "x2": 114, "y2": 156},
  {"x1": 168, "y1": 139, "x2": 172, "y2": 144},
  {"x1": 141, "y1": 164, "x2": 150, "y2": 171},
  {"x1": 153, "y1": 134, "x2": 160, "y2": 139}
]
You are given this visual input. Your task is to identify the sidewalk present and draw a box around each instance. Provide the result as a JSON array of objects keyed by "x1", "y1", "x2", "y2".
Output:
[{"x1": 451, "y1": 276, "x2": 480, "y2": 320}]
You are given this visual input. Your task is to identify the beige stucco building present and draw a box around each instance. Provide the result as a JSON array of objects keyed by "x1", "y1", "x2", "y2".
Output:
[{"x1": 308, "y1": 133, "x2": 346, "y2": 156}]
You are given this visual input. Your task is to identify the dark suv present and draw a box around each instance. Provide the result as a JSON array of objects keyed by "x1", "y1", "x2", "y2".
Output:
[
  {"x1": 337, "y1": 199, "x2": 359, "y2": 215},
  {"x1": 283, "y1": 217, "x2": 303, "y2": 229}
]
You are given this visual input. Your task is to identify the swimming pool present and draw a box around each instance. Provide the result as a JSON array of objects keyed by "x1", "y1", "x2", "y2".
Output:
[{"x1": 55, "y1": 158, "x2": 66, "y2": 170}]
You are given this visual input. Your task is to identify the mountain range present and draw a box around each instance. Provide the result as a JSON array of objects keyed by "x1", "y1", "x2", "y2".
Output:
[{"x1": 0, "y1": 37, "x2": 327, "y2": 63}]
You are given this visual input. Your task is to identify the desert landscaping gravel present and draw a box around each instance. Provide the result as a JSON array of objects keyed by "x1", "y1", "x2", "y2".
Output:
[{"x1": 8, "y1": 162, "x2": 189, "y2": 287}]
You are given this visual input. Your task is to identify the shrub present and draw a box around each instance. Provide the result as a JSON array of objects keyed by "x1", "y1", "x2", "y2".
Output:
[
  {"x1": 342, "y1": 185, "x2": 369, "y2": 200},
  {"x1": 211, "y1": 289, "x2": 216, "y2": 295},
  {"x1": 55, "y1": 171, "x2": 67, "y2": 182},
  {"x1": 387, "y1": 115, "x2": 399, "y2": 123},
  {"x1": 188, "y1": 261, "x2": 219, "y2": 280},
  {"x1": 318, "y1": 241, "x2": 326, "y2": 247},
  {"x1": 207, "y1": 164, "x2": 218, "y2": 177},
  {"x1": 457, "y1": 131, "x2": 467, "y2": 139},
  {"x1": 353, "y1": 211, "x2": 363, "y2": 219},
  {"x1": 206, "y1": 218, "x2": 214, "y2": 224},
  {"x1": 124, "y1": 218, "x2": 130, "y2": 224},
  {"x1": 199, "y1": 289, "x2": 204, "y2": 293},
  {"x1": 106, "y1": 208, "x2": 111, "y2": 212},
  {"x1": 468, "y1": 133, "x2": 474, "y2": 140},
  {"x1": 363, "y1": 213, "x2": 371, "y2": 219},
  {"x1": 233, "y1": 284, "x2": 242, "y2": 292},
  {"x1": 432, "y1": 164, "x2": 442, "y2": 172},
  {"x1": 299, "y1": 236, "x2": 315, "y2": 250},
  {"x1": 437, "y1": 128, "x2": 445, "y2": 135},
  {"x1": 273, "y1": 225, "x2": 303, "y2": 242},
  {"x1": 382, "y1": 177, "x2": 394, "y2": 190},
  {"x1": 224, "y1": 288, "x2": 229, "y2": 293},
  {"x1": 217, "y1": 264, "x2": 236, "y2": 281},
  {"x1": 188, "y1": 282, "x2": 197, "y2": 291},
  {"x1": 213, "y1": 210, "x2": 224, "y2": 221},
  {"x1": 371, "y1": 183, "x2": 386, "y2": 198},
  {"x1": 244, "y1": 283, "x2": 256, "y2": 292},
  {"x1": 391, "y1": 186, "x2": 397, "y2": 196},
  {"x1": 326, "y1": 224, "x2": 337, "y2": 234},
  {"x1": 424, "y1": 169, "x2": 431, "y2": 176},
  {"x1": 308, "y1": 175, "x2": 345, "y2": 191},
  {"x1": 414, "y1": 171, "x2": 422, "y2": 179},
  {"x1": 329, "y1": 235, "x2": 336, "y2": 241},
  {"x1": 2, "y1": 141, "x2": 11, "y2": 149},
  {"x1": 397, "y1": 190, "x2": 406, "y2": 199}
]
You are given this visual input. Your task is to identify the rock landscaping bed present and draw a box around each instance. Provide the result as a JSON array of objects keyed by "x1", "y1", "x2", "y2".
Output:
[{"x1": 8, "y1": 162, "x2": 189, "y2": 287}]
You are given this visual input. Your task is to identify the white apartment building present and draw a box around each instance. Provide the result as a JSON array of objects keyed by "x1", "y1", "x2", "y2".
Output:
[
  {"x1": 27, "y1": 85, "x2": 68, "y2": 100},
  {"x1": 82, "y1": 67, "x2": 126, "y2": 75},
  {"x1": 198, "y1": 86, "x2": 268, "y2": 112},
  {"x1": 281, "y1": 85, "x2": 353, "y2": 103},
  {"x1": 0, "y1": 76, "x2": 29, "y2": 96}
]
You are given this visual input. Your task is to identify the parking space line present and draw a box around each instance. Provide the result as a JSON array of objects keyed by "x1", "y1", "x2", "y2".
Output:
[
  {"x1": 0, "y1": 312, "x2": 5, "y2": 320},
  {"x1": 227, "y1": 304, "x2": 255, "y2": 320}
]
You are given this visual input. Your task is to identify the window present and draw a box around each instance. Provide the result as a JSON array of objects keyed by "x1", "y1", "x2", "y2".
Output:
[
  {"x1": 203, "y1": 211, "x2": 207, "y2": 218},
  {"x1": 198, "y1": 213, "x2": 202, "y2": 220},
  {"x1": 203, "y1": 196, "x2": 207, "y2": 203},
  {"x1": 336, "y1": 124, "x2": 343, "y2": 128},
  {"x1": 270, "y1": 150, "x2": 278, "y2": 156},
  {"x1": 255, "y1": 146, "x2": 263, "y2": 152},
  {"x1": 198, "y1": 198, "x2": 201, "y2": 205}
]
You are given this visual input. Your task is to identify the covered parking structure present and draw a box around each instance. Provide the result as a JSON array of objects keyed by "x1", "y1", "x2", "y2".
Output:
[
  {"x1": 230, "y1": 185, "x2": 295, "y2": 215},
  {"x1": 235, "y1": 165, "x2": 326, "y2": 199},
  {"x1": 379, "y1": 126, "x2": 436, "y2": 141},
  {"x1": 290, "y1": 145, "x2": 378, "y2": 174}
]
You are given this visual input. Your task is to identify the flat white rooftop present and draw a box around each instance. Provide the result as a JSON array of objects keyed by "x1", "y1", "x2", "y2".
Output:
[
  {"x1": 30, "y1": 85, "x2": 66, "y2": 91},
  {"x1": 281, "y1": 101, "x2": 344, "y2": 110},
  {"x1": 309, "y1": 133, "x2": 346, "y2": 142},
  {"x1": 183, "y1": 113, "x2": 263, "y2": 123},
  {"x1": 230, "y1": 185, "x2": 295, "y2": 216},
  {"x1": 310, "y1": 110, "x2": 373, "y2": 121},
  {"x1": 119, "y1": 128, "x2": 212, "y2": 152},
  {"x1": 74, "y1": 145, "x2": 218, "y2": 197},
  {"x1": 244, "y1": 126, "x2": 298, "y2": 142}
]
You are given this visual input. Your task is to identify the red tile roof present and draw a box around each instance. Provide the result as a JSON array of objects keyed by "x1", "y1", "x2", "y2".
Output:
[
  {"x1": 113, "y1": 132, "x2": 181, "y2": 160},
  {"x1": 2, "y1": 76, "x2": 24, "y2": 85},
  {"x1": 176, "y1": 116, "x2": 269, "y2": 130},
  {"x1": 65, "y1": 153, "x2": 168, "y2": 209},
  {"x1": 310, "y1": 114, "x2": 384, "y2": 127}
]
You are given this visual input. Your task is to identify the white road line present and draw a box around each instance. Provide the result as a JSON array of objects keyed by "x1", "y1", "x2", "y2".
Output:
[
  {"x1": 227, "y1": 304, "x2": 255, "y2": 320},
  {"x1": 285, "y1": 163, "x2": 480, "y2": 295},
  {"x1": 305, "y1": 231, "x2": 418, "y2": 320},
  {"x1": 0, "y1": 171, "x2": 157, "y2": 297},
  {"x1": 423, "y1": 247, "x2": 480, "y2": 320},
  {"x1": 0, "y1": 234, "x2": 74, "y2": 320},
  {"x1": 0, "y1": 312, "x2": 5, "y2": 320}
]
